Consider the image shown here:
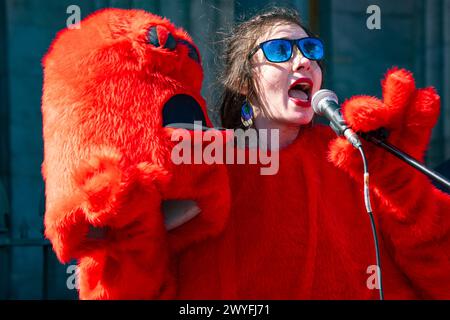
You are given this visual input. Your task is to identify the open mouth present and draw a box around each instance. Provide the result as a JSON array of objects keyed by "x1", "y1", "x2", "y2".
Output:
[
  {"x1": 288, "y1": 78, "x2": 313, "y2": 108},
  {"x1": 162, "y1": 94, "x2": 210, "y2": 130}
]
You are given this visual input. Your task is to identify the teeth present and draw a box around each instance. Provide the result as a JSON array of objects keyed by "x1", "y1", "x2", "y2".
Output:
[
  {"x1": 300, "y1": 84, "x2": 310, "y2": 91},
  {"x1": 292, "y1": 82, "x2": 311, "y2": 92}
]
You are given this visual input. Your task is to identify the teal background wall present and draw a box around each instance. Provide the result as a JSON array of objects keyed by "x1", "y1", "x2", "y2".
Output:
[{"x1": 0, "y1": 0, "x2": 449, "y2": 299}]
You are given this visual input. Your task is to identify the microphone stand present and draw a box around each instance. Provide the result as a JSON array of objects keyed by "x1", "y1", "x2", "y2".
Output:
[{"x1": 359, "y1": 129, "x2": 450, "y2": 190}]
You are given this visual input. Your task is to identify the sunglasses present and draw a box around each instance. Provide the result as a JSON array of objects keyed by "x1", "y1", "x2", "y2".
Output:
[{"x1": 248, "y1": 37, "x2": 324, "y2": 63}]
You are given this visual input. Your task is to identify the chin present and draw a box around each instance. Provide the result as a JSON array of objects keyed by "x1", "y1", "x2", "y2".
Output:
[{"x1": 287, "y1": 113, "x2": 314, "y2": 126}]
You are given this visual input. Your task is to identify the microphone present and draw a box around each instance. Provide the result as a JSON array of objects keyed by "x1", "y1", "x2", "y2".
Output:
[{"x1": 312, "y1": 89, "x2": 362, "y2": 149}]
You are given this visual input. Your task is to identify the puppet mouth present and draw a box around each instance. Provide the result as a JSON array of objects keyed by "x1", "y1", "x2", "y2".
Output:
[{"x1": 162, "y1": 94, "x2": 209, "y2": 129}]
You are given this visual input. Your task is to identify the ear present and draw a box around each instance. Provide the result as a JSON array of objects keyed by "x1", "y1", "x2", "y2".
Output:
[{"x1": 239, "y1": 82, "x2": 249, "y2": 96}]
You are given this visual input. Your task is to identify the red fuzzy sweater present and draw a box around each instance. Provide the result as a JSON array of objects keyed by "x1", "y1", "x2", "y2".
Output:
[
  {"x1": 176, "y1": 124, "x2": 450, "y2": 299},
  {"x1": 42, "y1": 9, "x2": 450, "y2": 299}
]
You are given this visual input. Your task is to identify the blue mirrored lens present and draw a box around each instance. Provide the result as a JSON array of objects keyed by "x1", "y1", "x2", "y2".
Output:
[
  {"x1": 298, "y1": 38, "x2": 324, "y2": 60},
  {"x1": 261, "y1": 39, "x2": 292, "y2": 62}
]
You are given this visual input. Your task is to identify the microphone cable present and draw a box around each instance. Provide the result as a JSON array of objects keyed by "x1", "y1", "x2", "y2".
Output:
[{"x1": 358, "y1": 145, "x2": 384, "y2": 300}]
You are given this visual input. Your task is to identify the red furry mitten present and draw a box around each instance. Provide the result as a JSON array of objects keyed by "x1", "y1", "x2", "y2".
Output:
[
  {"x1": 328, "y1": 68, "x2": 450, "y2": 298},
  {"x1": 329, "y1": 68, "x2": 443, "y2": 221},
  {"x1": 73, "y1": 148, "x2": 169, "y2": 228}
]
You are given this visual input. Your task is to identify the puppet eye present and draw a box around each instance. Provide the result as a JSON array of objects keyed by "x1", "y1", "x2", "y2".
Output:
[
  {"x1": 147, "y1": 27, "x2": 160, "y2": 47},
  {"x1": 164, "y1": 33, "x2": 177, "y2": 50},
  {"x1": 147, "y1": 26, "x2": 177, "y2": 51},
  {"x1": 178, "y1": 40, "x2": 201, "y2": 64}
]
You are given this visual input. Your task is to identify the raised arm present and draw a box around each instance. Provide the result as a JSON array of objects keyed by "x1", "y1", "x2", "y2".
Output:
[{"x1": 328, "y1": 68, "x2": 450, "y2": 298}]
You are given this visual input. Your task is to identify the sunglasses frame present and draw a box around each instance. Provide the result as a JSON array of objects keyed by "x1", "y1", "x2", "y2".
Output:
[{"x1": 248, "y1": 37, "x2": 324, "y2": 63}]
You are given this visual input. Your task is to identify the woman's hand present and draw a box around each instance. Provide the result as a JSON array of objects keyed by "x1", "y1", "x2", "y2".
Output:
[
  {"x1": 163, "y1": 200, "x2": 201, "y2": 231},
  {"x1": 327, "y1": 68, "x2": 450, "y2": 299},
  {"x1": 73, "y1": 147, "x2": 170, "y2": 228},
  {"x1": 328, "y1": 68, "x2": 442, "y2": 217},
  {"x1": 330, "y1": 68, "x2": 440, "y2": 163},
  {"x1": 327, "y1": 67, "x2": 450, "y2": 248}
]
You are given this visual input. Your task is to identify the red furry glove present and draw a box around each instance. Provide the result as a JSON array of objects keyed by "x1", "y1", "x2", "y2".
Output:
[
  {"x1": 328, "y1": 68, "x2": 442, "y2": 221},
  {"x1": 328, "y1": 69, "x2": 450, "y2": 298},
  {"x1": 74, "y1": 147, "x2": 170, "y2": 229}
]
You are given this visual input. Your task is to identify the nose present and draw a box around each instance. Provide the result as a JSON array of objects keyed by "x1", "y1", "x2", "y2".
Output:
[{"x1": 292, "y1": 46, "x2": 311, "y2": 71}]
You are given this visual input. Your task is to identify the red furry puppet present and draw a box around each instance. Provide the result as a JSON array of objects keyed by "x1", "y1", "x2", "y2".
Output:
[
  {"x1": 42, "y1": 8, "x2": 230, "y2": 299},
  {"x1": 42, "y1": 8, "x2": 450, "y2": 299}
]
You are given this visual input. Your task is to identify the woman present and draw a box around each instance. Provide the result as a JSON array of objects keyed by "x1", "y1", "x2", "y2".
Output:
[{"x1": 173, "y1": 7, "x2": 450, "y2": 299}]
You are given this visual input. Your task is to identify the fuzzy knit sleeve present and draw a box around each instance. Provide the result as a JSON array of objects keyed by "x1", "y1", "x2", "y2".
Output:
[{"x1": 328, "y1": 68, "x2": 450, "y2": 298}]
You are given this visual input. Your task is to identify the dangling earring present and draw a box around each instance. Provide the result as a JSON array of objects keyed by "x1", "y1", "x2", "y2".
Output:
[{"x1": 241, "y1": 101, "x2": 254, "y2": 128}]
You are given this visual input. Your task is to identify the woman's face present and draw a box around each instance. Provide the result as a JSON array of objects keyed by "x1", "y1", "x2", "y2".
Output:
[{"x1": 250, "y1": 23, "x2": 323, "y2": 126}]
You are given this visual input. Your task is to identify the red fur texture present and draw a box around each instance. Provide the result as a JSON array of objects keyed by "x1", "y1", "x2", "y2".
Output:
[
  {"x1": 325, "y1": 68, "x2": 450, "y2": 298},
  {"x1": 174, "y1": 125, "x2": 449, "y2": 299},
  {"x1": 175, "y1": 70, "x2": 449, "y2": 298},
  {"x1": 42, "y1": 9, "x2": 229, "y2": 299},
  {"x1": 43, "y1": 8, "x2": 450, "y2": 299}
]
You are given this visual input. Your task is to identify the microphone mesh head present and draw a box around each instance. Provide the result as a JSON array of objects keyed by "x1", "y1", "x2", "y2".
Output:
[{"x1": 311, "y1": 89, "x2": 339, "y2": 115}]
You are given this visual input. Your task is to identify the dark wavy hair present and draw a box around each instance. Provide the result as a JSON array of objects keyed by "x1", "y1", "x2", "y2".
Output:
[{"x1": 218, "y1": 7, "x2": 323, "y2": 129}]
